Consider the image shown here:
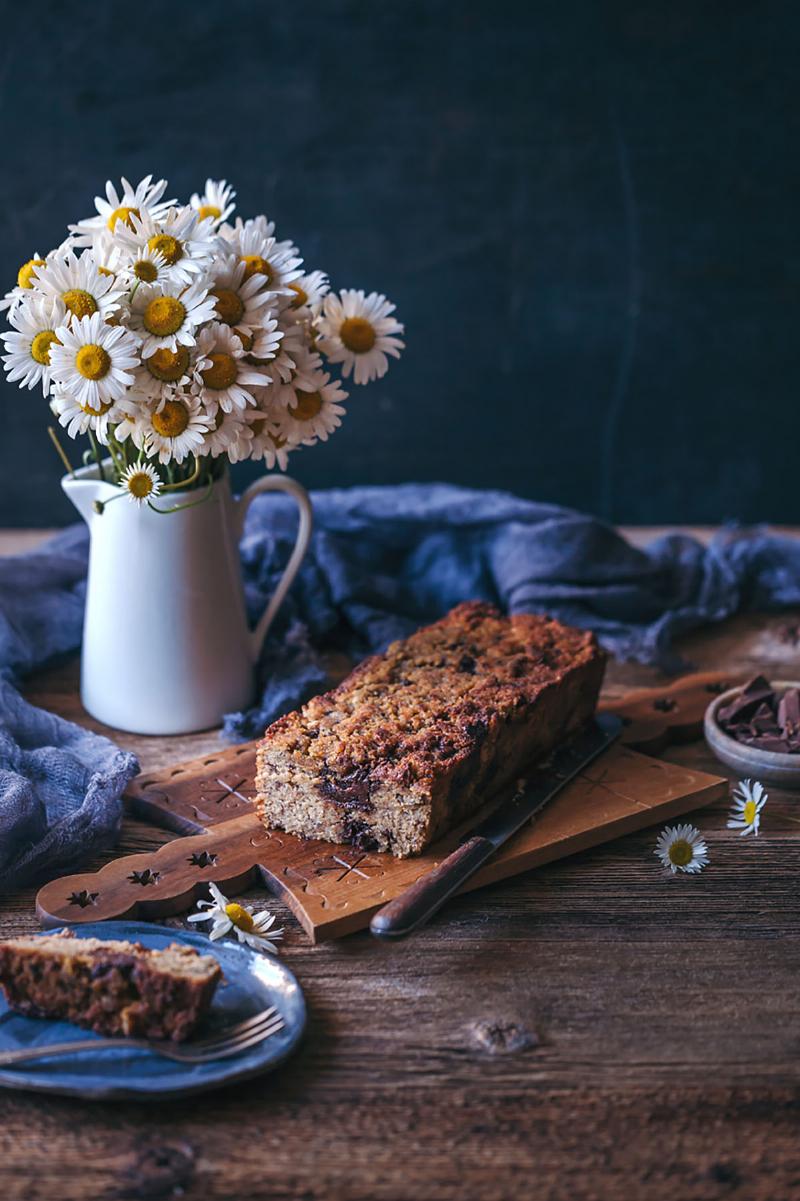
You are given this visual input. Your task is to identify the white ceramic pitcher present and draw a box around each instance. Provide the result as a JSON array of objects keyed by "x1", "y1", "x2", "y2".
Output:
[{"x1": 62, "y1": 463, "x2": 313, "y2": 736}]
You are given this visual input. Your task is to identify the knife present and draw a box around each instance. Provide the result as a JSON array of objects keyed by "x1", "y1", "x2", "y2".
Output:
[{"x1": 369, "y1": 712, "x2": 622, "y2": 939}]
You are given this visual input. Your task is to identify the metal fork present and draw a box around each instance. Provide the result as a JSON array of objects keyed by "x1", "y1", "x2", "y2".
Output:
[{"x1": 0, "y1": 1005, "x2": 284, "y2": 1067}]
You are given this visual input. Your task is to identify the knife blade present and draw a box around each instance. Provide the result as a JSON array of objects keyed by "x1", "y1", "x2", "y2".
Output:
[{"x1": 370, "y1": 712, "x2": 622, "y2": 939}]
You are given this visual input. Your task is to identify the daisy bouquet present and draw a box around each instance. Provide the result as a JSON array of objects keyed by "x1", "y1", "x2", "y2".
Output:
[{"x1": 2, "y1": 176, "x2": 404, "y2": 508}]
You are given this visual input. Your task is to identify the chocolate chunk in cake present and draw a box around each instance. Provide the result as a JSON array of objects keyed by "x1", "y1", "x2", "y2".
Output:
[
  {"x1": 0, "y1": 930, "x2": 221, "y2": 1041},
  {"x1": 255, "y1": 601, "x2": 605, "y2": 858}
]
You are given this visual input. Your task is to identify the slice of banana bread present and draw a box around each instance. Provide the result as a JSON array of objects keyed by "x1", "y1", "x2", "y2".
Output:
[
  {"x1": 0, "y1": 930, "x2": 221, "y2": 1041},
  {"x1": 255, "y1": 601, "x2": 605, "y2": 858}
]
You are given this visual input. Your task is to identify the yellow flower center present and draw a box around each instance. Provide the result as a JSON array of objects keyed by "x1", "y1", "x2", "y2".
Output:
[
  {"x1": 234, "y1": 328, "x2": 254, "y2": 351},
  {"x1": 126, "y1": 471, "x2": 155, "y2": 499},
  {"x1": 240, "y1": 254, "x2": 273, "y2": 284},
  {"x1": 146, "y1": 345, "x2": 189, "y2": 382},
  {"x1": 147, "y1": 234, "x2": 183, "y2": 265},
  {"x1": 224, "y1": 902, "x2": 254, "y2": 932},
  {"x1": 211, "y1": 287, "x2": 245, "y2": 326},
  {"x1": 742, "y1": 800, "x2": 757, "y2": 825},
  {"x1": 668, "y1": 839, "x2": 693, "y2": 867},
  {"x1": 75, "y1": 343, "x2": 111, "y2": 380},
  {"x1": 30, "y1": 329, "x2": 60, "y2": 365},
  {"x1": 201, "y1": 351, "x2": 238, "y2": 390},
  {"x1": 134, "y1": 259, "x2": 159, "y2": 283},
  {"x1": 63, "y1": 289, "x2": 98, "y2": 319},
  {"x1": 197, "y1": 204, "x2": 221, "y2": 221},
  {"x1": 151, "y1": 400, "x2": 190, "y2": 438},
  {"x1": 339, "y1": 316, "x2": 376, "y2": 353},
  {"x1": 291, "y1": 390, "x2": 323, "y2": 422},
  {"x1": 79, "y1": 398, "x2": 112, "y2": 416},
  {"x1": 97, "y1": 266, "x2": 116, "y2": 278},
  {"x1": 107, "y1": 205, "x2": 140, "y2": 232},
  {"x1": 17, "y1": 258, "x2": 45, "y2": 290},
  {"x1": 288, "y1": 281, "x2": 308, "y2": 309},
  {"x1": 143, "y1": 295, "x2": 186, "y2": 336}
]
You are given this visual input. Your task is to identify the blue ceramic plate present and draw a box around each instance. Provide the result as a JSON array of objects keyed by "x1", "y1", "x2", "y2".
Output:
[{"x1": 0, "y1": 921, "x2": 306, "y2": 1100}]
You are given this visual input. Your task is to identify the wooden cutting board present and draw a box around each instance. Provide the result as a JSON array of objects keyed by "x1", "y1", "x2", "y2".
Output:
[{"x1": 36, "y1": 689, "x2": 727, "y2": 941}]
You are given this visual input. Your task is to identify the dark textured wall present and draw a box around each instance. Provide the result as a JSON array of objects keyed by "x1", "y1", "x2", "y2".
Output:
[{"x1": 1, "y1": 1, "x2": 797, "y2": 527}]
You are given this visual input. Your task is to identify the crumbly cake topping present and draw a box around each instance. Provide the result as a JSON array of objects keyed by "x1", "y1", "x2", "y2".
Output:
[
  {"x1": 5, "y1": 931, "x2": 218, "y2": 979},
  {"x1": 261, "y1": 601, "x2": 600, "y2": 789}
]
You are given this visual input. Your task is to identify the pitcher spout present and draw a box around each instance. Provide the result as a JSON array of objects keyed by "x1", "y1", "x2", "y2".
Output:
[{"x1": 61, "y1": 461, "x2": 115, "y2": 527}]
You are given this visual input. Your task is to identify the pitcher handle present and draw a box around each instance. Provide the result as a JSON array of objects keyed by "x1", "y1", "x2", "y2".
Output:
[{"x1": 234, "y1": 475, "x2": 313, "y2": 662}]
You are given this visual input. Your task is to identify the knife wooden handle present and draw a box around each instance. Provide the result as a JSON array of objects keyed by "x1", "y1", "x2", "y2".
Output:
[{"x1": 370, "y1": 836, "x2": 495, "y2": 939}]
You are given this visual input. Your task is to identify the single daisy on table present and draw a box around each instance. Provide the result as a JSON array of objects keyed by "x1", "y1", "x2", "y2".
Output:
[
  {"x1": 119, "y1": 461, "x2": 162, "y2": 506},
  {"x1": 190, "y1": 178, "x2": 236, "y2": 226},
  {"x1": 117, "y1": 390, "x2": 210, "y2": 464},
  {"x1": 654, "y1": 824, "x2": 709, "y2": 874},
  {"x1": 1, "y1": 294, "x2": 66, "y2": 395},
  {"x1": 68, "y1": 175, "x2": 173, "y2": 246},
  {"x1": 208, "y1": 257, "x2": 278, "y2": 337},
  {"x1": 316, "y1": 289, "x2": 404, "y2": 385},
  {"x1": 49, "y1": 311, "x2": 140, "y2": 413},
  {"x1": 281, "y1": 370, "x2": 347, "y2": 444},
  {"x1": 128, "y1": 280, "x2": 217, "y2": 358},
  {"x1": 113, "y1": 205, "x2": 218, "y2": 287},
  {"x1": 192, "y1": 321, "x2": 269, "y2": 413},
  {"x1": 187, "y1": 882, "x2": 283, "y2": 953},
  {"x1": 33, "y1": 250, "x2": 125, "y2": 324},
  {"x1": 219, "y1": 216, "x2": 303, "y2": 295},
  {"x1": 728, "y1": 778, "x2": 767, "y2": 837}
]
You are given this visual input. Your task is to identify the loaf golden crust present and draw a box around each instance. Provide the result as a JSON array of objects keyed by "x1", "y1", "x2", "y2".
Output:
[{"x1": 256, "y1": 602, "x2": 606, "y2": 857}]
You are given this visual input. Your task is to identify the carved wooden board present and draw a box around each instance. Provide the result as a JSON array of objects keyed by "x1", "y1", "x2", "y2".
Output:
[{"x1": 37, "y1": 736, "x2": 726, "y2": 942}]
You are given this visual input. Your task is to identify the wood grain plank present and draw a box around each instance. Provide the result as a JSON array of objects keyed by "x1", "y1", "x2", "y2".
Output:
[{"x1": 1, "y1": 600, "x2": 800, "y2": 1200}]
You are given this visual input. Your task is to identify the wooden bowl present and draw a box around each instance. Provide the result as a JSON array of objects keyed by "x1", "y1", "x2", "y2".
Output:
[{"x1": 704, "y1": 681, "x2": 800, "y2": 788}]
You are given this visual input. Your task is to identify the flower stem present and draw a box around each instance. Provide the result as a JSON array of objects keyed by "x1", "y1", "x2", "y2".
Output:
[{"x1": 47, "y1": 426, "x2": 75, "y2": 477}]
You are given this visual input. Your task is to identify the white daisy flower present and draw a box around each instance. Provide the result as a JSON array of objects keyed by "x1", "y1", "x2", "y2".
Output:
[
  {"x1": 254, "y1": 309, "x2": 318, "y2": 386},
  {"x1": 219, "y1": 216, "x2": 303, "y2": 294},
  {"x1": 120, "y1": 242, "x2": 172, "y2": 290},
  {"x1": 192, "y1": 321, "x2": 268, "y2": 413},
  {"x1": 281, "y1": 370, "x2": 347, "y2": 444},
  {"x1": 1, "y1": 250, "x2": 49, "y2": 313},
  {"x1": 245, "y1": 404, "x2": 295, "y2": 470},
  {"x1": 1, "y1": 293, "x2": 66, "y2": 395},
  {"x1": 187, "y1": 882, "x2": 283, "y2": 954},
  {"x1": 116, "y1": 390, "x2": 210, "y2": 464},
  {"x1": 50, "y1": 385, "x2": 124, "y2": 445},
  {"x1": 316, "y1": 289, "x2": 404, "y2": 385},
  {"x1": 128, "y1": 280, "x2": 217, "y2": 357},
  {"x1": 113, "y1": 205, "x2": 217, "y2": 287},
  {"x1": 132, "y1": 343, "x2": 194, "y2": 403},
  {"x1": 190, "y1": 178, "x2": 236, "y2": 226},
  {"x1": 208, "y1": 257, "x2": 278, "y2": 336},
  {"x1": 654, "y1": 824, "x2": 709, "y2": 874},
  {"x1": 287, "y1": 268, "x2": 329, "y2": 312},
  {"x1": 49, "y1": 311, "x2": 139, "y2": 412},
  {"x1": 201, "y1": 404, "x2": 253, "y2": 460},
  {"x1": 119, "y1": 461, "x2": 162, "y2": 506},
  {"x1": 33, "y1": 250, "x2": 125, "y2": 324},
  {"x1": 68, "y1": 175, "x2": 174, "y2": 246},
  {"x1": 727, "y1": 778, "x2": 767, "y2": 837}
]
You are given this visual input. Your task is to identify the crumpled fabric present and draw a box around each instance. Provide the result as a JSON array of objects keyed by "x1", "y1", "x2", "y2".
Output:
[{"x1": 3, "y1": 482, "x2": 800, "y2": 892}]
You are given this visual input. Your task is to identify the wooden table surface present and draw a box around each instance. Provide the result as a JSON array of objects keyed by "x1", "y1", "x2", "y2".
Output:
[{"x1": 1, "y1": 529, "x2": 799, "y2": 1201}]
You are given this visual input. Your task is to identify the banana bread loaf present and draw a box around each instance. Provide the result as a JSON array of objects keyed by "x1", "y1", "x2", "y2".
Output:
[
  {"x1": 255, "y1": 601, "x2": 605, "y2": 857},
  {"x1": 0, "y1": 930, "x2": 221, "y2": 1041}
]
